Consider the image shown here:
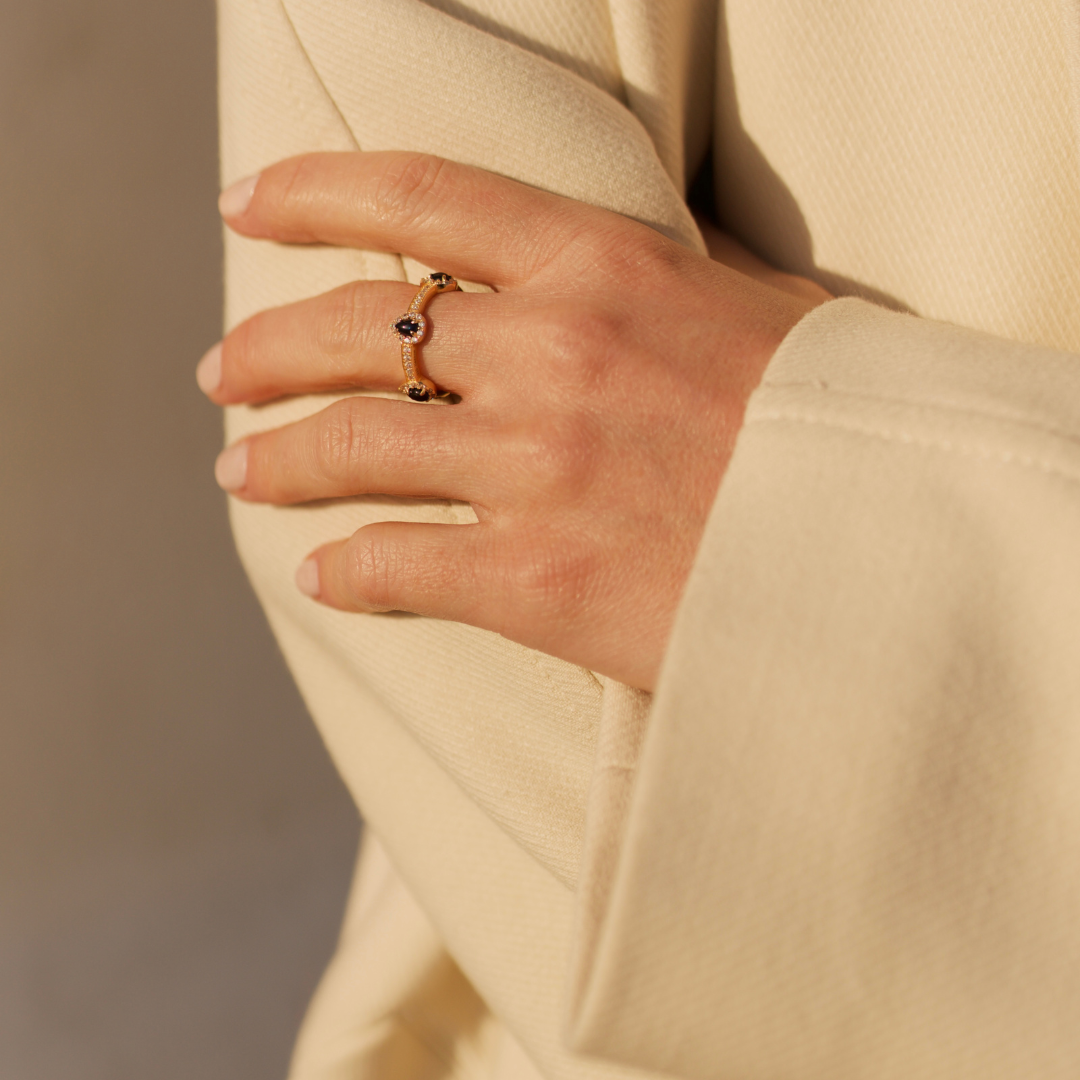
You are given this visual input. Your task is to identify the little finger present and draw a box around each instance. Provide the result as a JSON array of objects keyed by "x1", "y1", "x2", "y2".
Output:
[{"x1": 296, "y1": 521, "x2": 505, "y2": 627}]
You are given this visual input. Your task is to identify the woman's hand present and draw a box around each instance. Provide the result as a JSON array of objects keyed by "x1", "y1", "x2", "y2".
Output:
[{"x1": 200, "y1": 152, "x2": 829, "y2": 690}]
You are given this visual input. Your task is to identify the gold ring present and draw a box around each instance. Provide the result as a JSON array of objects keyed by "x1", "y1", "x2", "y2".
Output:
[{"x1": 391, "y1": 272, "x2": 459, "y2": 401}]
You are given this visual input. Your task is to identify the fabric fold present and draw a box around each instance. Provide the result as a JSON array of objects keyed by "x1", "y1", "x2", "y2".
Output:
[
  {"x1": 222, "y1": 0, "x2": 710, "y2": 901},
  {"x1": 567, "y1": 298, "x2": 1080, "y2": 1080},
  {"x1": 282, "y1": 0, "x2": 704, "y2": 250},
  {"x1": 219, "y1": 2, "x2": 1080, "y2": 1077}
]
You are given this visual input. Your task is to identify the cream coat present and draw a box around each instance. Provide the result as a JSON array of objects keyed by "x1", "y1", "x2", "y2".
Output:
[{"x1": 216, "y1": 1, "x2": 1080, "y2": 1077}]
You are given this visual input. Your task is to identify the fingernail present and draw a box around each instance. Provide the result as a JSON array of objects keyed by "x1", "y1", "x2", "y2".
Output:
[
  {"x1": 196, "y1": 342, "x2": 222, "y2": 394},
  {"x1": 296, "y1": 558, "x2": 321, "y2": 598},
  {"x1": 214, "y1": 442, "x2": 248, "y2": 492},
  {"x1": 218, "y1": 173, "x2": 260, "y2": 218}
]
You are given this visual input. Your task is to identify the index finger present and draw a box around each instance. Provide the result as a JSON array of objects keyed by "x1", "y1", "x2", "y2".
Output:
[{"x1": 219, "y1": 151, "x2": 590, "y2": 289}]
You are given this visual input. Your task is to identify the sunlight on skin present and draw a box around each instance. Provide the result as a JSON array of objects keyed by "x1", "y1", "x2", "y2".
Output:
[{"x1": 199, "y1": 152, "x2": 831, "y2": 690}]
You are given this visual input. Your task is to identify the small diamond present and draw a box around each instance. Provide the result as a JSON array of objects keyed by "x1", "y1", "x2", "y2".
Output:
[
  {"x1": 407, "y1": 385, "x2": 431, "y2": 402},
  {"x1": 429, "y1": 272, "x2": 453, "y2": 288}
]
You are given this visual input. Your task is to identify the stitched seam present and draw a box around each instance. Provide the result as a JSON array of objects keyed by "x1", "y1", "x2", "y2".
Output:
[
  {"x1": 761, "y1": 380, "x2": 1080, "y2": 447},
  {"x1": 749, "y1": 408, "x2": 1080, "y2": 487}
]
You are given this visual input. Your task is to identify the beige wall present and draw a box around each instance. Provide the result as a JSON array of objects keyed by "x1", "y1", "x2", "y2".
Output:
[{"x1": 0, "y1": 2, "x2": 360, "y2": 1076}]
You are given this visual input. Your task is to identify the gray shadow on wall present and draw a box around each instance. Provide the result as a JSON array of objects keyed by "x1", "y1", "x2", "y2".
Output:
[{"x1": 0, "y1": 2, "x2": 360, "y2": 1078}]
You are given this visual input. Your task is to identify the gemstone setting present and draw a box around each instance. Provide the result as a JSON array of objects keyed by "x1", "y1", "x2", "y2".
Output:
[
  {"x1": 394, "y1": 274, "x2": 457, "y2": 402},
  {"x1": 392, "y1": 313, "x2": 427, "y2": 343}
]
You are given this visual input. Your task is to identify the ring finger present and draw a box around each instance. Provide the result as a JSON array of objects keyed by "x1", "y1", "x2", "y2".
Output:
[
  {"x1": 215, "y1": 393, "x2": 494, "y2": 505},
  {"x1": 199, "y1": 280, "x2": 507, "y2": 405}
]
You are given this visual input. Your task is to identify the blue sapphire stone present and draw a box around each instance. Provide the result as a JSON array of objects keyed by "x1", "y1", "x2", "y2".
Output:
[{"x1": 394, "y1": 315, "x2": 423, "y2": 339}]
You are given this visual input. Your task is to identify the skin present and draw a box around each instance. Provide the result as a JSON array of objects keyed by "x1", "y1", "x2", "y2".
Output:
[{"x1": 201, "y1": 151, "x2": 830, "y2": 691}]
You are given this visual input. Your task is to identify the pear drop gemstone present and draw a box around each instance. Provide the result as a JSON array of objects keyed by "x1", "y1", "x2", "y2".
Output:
[{"x1": 394, "y1": 314, "x2": 425, "y2": 342}]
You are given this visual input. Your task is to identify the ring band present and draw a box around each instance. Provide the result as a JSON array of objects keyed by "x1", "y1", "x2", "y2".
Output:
[{"x1": 391, "y1": 272, "x2": 459, "y2": 401}]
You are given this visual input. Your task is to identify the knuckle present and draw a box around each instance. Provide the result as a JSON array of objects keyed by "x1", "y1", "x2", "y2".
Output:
[
  {"x1": 627, "y1": 225, "x2": 676, "y2": 269},
  {"x1": 314, "y1": 399, "x2": 367, "y2": 479},
  {"x1": 343, "y1": 528, "x2": 400, "y2": 610},
  {"x1": 508, "y1": 415, "x2": 597, "y2": 504},
  {"x1": 261, "y1": 155, "x2": 323, "y2": 235},
  {"x1": 275, "y1": 154, "x2": 320, "y2": 216},
  {"x1": 505, "y1": 537, "x2": 596, "y2": 615},
  {"x1": 315, "y1": 281, "x2": 367, "y2": 359},
  {"x1": 372, "y1": 153, "x2": 450, "y2": 230},
  {"x1": 312, "y1": 400, "x2": 417, "y2": 485},
  {"x1": 534, "y1": 303, "x2": 623, "y2": 393},
  {"x1": 222, "y1": 317, "x2": 257, "y2": 384},
  {"x1": 561, "y1": 215, "x2": 667, "y2": 280}
]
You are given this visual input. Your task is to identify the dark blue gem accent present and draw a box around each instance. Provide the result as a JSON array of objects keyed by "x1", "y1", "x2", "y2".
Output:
[
  {"x1": 407, "y1": 386, "x2": 431, "y2": 401},
  {"x1": 429, "y1": 272, "x2": 453, "y2": 288},
  {"x1": 395, "y1": 316, "x2": 423, "y2": 338}
]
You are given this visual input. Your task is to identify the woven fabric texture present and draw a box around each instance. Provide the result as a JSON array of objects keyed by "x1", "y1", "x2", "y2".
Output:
[{"x1": 216, "y1": 2, "x2": 1080, "y2": 1077}]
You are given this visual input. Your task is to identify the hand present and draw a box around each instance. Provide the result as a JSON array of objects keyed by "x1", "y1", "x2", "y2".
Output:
[{"x1": 200, "y1": 152, "x2": 829, "y2": 690}]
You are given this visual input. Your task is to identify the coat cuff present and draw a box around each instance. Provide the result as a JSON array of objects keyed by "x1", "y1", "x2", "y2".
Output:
[{"x1": 569, "y1": 298, "x2": 1080, "y2": 1079}]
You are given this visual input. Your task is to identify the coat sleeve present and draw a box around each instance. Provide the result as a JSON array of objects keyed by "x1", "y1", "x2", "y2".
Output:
[{"x1": 568, "y1": 297, "x2": 1080, "y2": 1080}]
